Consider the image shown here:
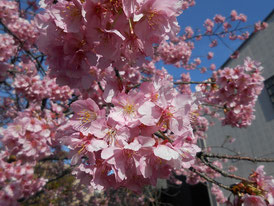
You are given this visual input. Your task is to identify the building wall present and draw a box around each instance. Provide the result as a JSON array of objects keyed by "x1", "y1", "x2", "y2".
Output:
[{"x1": 205, "y1": 11, "x2": 274, "y2": 191}]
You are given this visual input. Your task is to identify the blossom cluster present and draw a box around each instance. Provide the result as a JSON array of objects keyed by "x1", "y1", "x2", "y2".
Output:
[
  {"x1": 1, "y1": 103, "x2": 67, "y2": 162},
  {"x1": 239, "y1": 165, "x2": 274, "y2": 206},
  {"x1": 0, "y1": 0, "x2": 38, "y2": 83},
  {"x1": 0, "y1": 152, "x2": 46, "y2": 206},
  {"x1": 0, "y1": 34, "x2": 17, "y2": 62},
  {"x1": 13, "y1": 72, "x2": 73, "y2": 102},
  {"x1": 0, "y1": 0, "x2": 37, "y2": 49},
  {"x1": 224, "y1": 165, "x2": 274, "y2": 206},
  {"x1": 157, "y1": 41, "x2": 193, "y2": 67},
  {"x1": 197, "y1": 57, "x2": 264, "y2": 127},
  {"x1": 58, "y1": 73, "x2": 200, "y2": 192},
  {"x1": 36, "y1": 0, "x2": 183, "y2": 89}
]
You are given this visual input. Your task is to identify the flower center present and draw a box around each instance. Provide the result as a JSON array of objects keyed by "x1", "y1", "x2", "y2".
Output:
[
  {"x1": 65, "y1": 5, "x2": 81, "y2": 18},
  {"x1": 151, "y1": 93, "x2": 159, "y2": 102},
  {"x1": 123, "y1": 103, "x2": 135, "y2": 115},
  {"x1": 147, "y1": 10, "x2": 159, "y2": 28},
  {"x1": 78, "y1": 110, "x2": 97, "y2": 124}
]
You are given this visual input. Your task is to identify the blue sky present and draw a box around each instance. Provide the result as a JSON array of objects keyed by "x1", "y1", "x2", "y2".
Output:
[{"x1": 164, "y1": 0, "x2": 274, "y2": 83}]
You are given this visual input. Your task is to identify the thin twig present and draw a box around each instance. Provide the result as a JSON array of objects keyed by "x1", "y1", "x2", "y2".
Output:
[
  {"x1": 18, "y1": 167, "x2": 73, "y2": 203},
  {"x1": 185, "y1": 25, "x2": 253, "y2": 41},
  {"x1": 197, "y1": 152, "x2": 253, "y2": 183},
  {"x1": 174, "y1": 81, "x2": 216, "y2": 85},
  {"x1": 188, "y1": 167, "x2": 232, "y2": 191},
  {"x1": 207, "y1": 146, "x2": 240, "y2": 155},
  {"x1": 0, "y1": 19, "x2": 46, "y2": 75}
]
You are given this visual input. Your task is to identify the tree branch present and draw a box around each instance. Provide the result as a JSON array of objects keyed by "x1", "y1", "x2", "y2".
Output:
[
  {"x1": 0, "y1": 19, "x2": 46, "y2": 75},
  {"x1": 18, "y1": 167, "x2": 73, "y2": 203},
  {"x1": 188, "y1": 167, "x2": 232, "y2": 191},
  {"x1": 203, "y1": 152, "x2": 274, "y2": 163},
  {"x1": 197, "y1": 152, "x2": 253, "y2": 183},
  {"x1": 174, "y1": 81, "x2": 216, "y2": 85}
]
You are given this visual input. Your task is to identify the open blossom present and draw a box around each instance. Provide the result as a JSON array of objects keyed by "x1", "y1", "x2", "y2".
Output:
[
  {"x1": 247, "y1": 165, "x2": 274, "y2": 205},
  {"x1": 214, "y1": 165, "x2": 274, "y2": 206},
  {"x1": 178, "y1": 72, "x2": 191, "y2": 95},
  {"x1": 49, "y1": 0, "x2": 84, "y2": 33},
  {"x1": 127, "y1": 0, "x2": 182, "y2": 41},
  {"x1": 0, "y1": 101, "x2": 68, "y2": 162},
  {"x1": 70, "y1": 98, "x2": 106, "y2": 135},
  {"x1": 185, "y1": 26, "x2": 194, "y2": 38},
  {"x1": 175, "y1": 158, "x2": 223, "y2": 185},
  {"x1": 109, "y1": 90, "x2": 145, "y2": 128}
]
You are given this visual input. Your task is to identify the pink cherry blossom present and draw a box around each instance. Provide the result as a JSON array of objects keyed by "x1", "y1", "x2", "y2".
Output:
[{"x1": 70, "y1": 98, "x2": 106, "y2": 135}]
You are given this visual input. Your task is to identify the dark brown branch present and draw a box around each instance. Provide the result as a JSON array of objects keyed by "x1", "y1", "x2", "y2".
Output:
[
  {"x1": 97, "y1": 81, "x2": 104, "y2": 92},
  {"x1": 114, "y1": 67, "x2": 123, "y2": 82},
  {"x1": 203, "y1": 153, "x2": 274, "y2": 163},
  {"x1": 154, "y1": 131, "x2": 173, "y2": 143}
]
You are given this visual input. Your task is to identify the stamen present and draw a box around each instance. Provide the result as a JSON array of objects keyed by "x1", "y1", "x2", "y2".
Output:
[
  {"x1": 147, "y1": 9, "x2": 159, "y2": 29},
  {"x1": 151, "y1": 93, "x2": 159, "y2": 102},
  {"x1": 106, "y1": 128, "x2": 116, "y2": 145},
  {"x1": 78, "y1": 109, "x2": 97, "y2": 125},
  {"x1": 123, "y1": 103, "x2": 135, "y2": 115}
]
